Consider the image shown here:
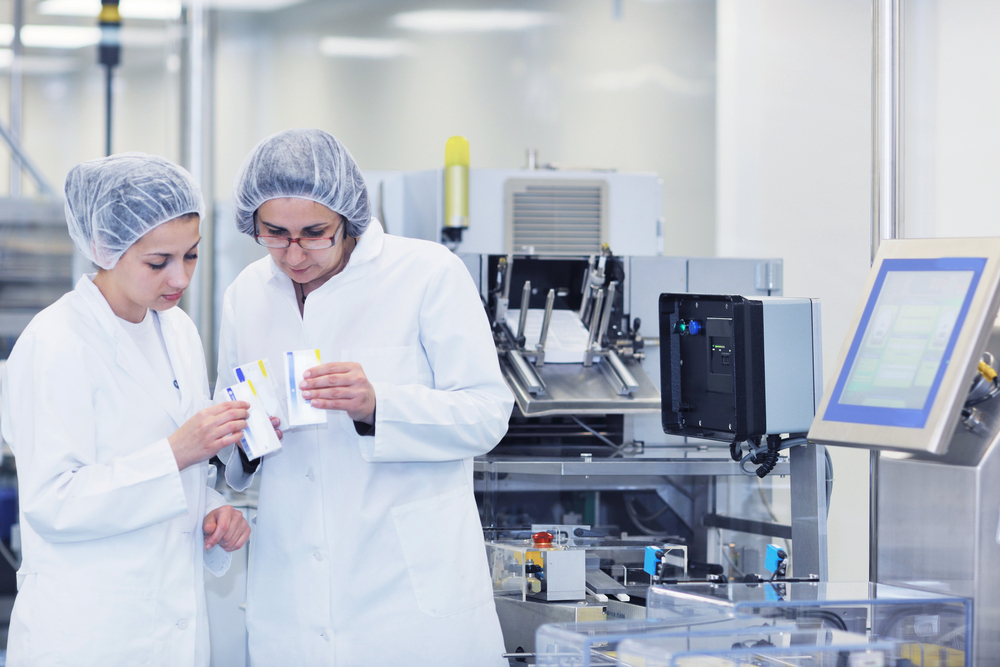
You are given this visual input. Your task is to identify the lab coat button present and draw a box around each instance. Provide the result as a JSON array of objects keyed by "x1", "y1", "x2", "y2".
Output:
[
  {"x1": 306, "y1": 468, "x2": 315, "y2": 481},
  {"x1": 321, "y1": 630, "x2": 331, "y2": 641},
  {"x1": 177, "y1": 619, "x2": 188, "y2": 630},
  {"x1": 313, "y1": 551, "x2": 324, "y2": 561}
]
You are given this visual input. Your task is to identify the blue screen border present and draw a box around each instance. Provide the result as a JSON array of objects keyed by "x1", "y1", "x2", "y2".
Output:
[{"x1": 823, "y1": 257, "x2": 987, "y2": 428}]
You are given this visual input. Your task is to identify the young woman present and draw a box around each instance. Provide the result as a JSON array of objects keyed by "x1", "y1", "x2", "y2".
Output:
[
  {"x1": 217, "y1": 129, "x2": 512, "y2": 666},
  {"x1": 1, "y1": 153, "x2": 251, "y2": 666}
]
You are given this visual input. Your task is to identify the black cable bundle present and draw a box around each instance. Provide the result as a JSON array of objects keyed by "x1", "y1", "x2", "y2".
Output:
[{"x1": 753, "y1": 435, "x2": 782, "y2": 478}]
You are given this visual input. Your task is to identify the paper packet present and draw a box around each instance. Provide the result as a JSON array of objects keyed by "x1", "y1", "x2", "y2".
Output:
[
  {"x1": 225, "y1": 380, "x2": 282, "y2": 460},
  {"x1": 234, "y1": 358, "x2": 286, "y2": 425},
  {"x1": 285, "y1": 349, "x2": 327, "y2": 426}
]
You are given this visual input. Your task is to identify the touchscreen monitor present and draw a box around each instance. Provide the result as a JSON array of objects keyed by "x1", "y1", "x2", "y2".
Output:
[{"x1": 822, "y1": 258, "x2": 985, "y2": 429}]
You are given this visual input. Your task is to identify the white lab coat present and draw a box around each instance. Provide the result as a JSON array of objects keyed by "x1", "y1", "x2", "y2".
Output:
[
  {"x1": 0, "y1": 275, "x2": 230, "y2": 667},
  {"x1": 218, "y1": 222, "x2": 512, "y2": 667}
]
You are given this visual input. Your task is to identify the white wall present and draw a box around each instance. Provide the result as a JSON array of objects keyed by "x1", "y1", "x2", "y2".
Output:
[
  {"x1": 212, "y1": 0, "x2": 718, "y2": 256},
  {"x1": 718, "y1": 0, "x2": 1000, "y2": 583},
  {"x1": 904, "y1": 0, "x2": 1000, "y2": 239},
  {"x1": 716, "y1": 0, "x2": 874, "y2": 582},
  {"x1": 0, "y1": 23, "x2": 183, "y2": 196}
]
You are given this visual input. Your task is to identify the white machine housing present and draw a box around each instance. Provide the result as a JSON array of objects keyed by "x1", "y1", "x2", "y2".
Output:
[{"x1": 363, "y1": 168, "x2": 664, "y2": 256}]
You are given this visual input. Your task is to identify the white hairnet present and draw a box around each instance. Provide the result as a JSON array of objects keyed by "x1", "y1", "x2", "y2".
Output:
[
  {"x1": 233, "y1": 128, "x2": 371, "y2": 238},
  {"x1": 65, "y1": 152, "x2": 204, "y2": 270}
]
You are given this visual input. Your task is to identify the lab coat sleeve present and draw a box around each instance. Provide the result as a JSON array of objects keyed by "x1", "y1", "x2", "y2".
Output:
[
  {"x1": 216, "y1": 290, "x2": 258, "y2": 492},
  {"x1": 360, "y1": 253, "x2": 514, "y2": 463},
  {"x1": 204, "y1": 465, "x2": 226, "y2": 515},
  {"x1": 8, "y1": 334, "x2": 188, "y2": 543}
]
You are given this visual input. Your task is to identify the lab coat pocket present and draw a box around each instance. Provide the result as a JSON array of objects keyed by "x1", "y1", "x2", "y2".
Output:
[
  {"x1": 28, "y1": 574, "x2": 156, "y2": 665},
  {"x1": 391, "y1": 485, "x2": 493, "y2": 618},
  {"x1": 342, "y1": 345, "x2": 420, "y2": 385}
]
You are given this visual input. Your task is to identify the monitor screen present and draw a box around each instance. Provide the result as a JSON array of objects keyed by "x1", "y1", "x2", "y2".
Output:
[{"x1": 823, "y1": 257, "x2": 986, "y2": 428}]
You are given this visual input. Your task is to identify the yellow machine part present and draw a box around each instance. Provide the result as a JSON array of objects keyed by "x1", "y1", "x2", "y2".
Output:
[{"x1": 899, "y1": 643, "x2": 965, "y2": 667}]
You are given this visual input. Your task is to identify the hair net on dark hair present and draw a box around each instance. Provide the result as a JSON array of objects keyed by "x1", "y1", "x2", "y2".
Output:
[
  {"x1": 233, "y1": 128, "x2": 371, "y2": 238},
  {"x1": 64, "y1": 152, "x2": 204, "y2": 269}
]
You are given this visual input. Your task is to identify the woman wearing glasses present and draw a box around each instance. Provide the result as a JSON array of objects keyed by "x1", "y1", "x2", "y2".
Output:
[{"x1": 217, "y1": 129, "x2": 512, "y2": 667}]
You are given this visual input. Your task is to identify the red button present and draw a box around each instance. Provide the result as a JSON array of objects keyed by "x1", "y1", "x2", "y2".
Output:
[{"x1": 532, "y1": 531, "x2": 554, "y2": 546}]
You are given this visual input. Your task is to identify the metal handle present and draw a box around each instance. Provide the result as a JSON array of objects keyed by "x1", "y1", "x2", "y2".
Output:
[
  {"x1": 602, "y1": 349, "x2": 640, "y2": 395},
  {"x1": 516, "y1": 280, "x2": 531, "y2": 342},
  {"x1": 534, "y1": 288, "x2": 555, "y2": 367},
  {"x1": 537, "y1": 289, "x2": 555, "y2": 350},
  {"x1": 584, "y1": 289, "x2": 604, "y2": 367},
  {"x1": 598, "y1": 280, "x2": 617, "y2": 348},
  {"x1": 579, "y1": 254, "x2": 596, "y2": 319},
  {"x1": 507, "y1": 349, "x2": 545, "y2": 395},
  {"x1": 501, "y1": 253, "x2": 514, "y2": 299}
]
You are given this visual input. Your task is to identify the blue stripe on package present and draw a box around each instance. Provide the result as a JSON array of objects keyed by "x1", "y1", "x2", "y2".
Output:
[{"x1": 284, "y1": 349, "x2": 327, "y2": 427}]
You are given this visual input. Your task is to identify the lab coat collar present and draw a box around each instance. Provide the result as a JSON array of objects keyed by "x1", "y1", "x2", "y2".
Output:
[
  {"x1": 265, "y1": 218, "x2": 386, "y2": 292},
  {"x1": 74, "y1": 275, "x2": 193, "y2": 428}
]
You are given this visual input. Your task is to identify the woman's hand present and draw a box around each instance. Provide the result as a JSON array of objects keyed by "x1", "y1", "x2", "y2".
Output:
[
  {"x1": 203, "y1": 505, "x2": 250, "y2": 552},
  {"x1": 270, "y1": 416, "x2": 283, "y2": 441},
  {"x1": 300, "y1": 362, "x2": 376, "y2": 424},
  {"x1": 169, "y1": 401, "x2": 250, "y2": 470}
]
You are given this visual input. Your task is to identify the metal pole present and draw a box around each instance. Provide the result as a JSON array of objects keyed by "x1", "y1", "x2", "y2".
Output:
[
  {"x1": 10, "y1": 0, "x2": 24, "y2": 196},
  {"x1": 181, "y1": 0, "x2": 217, "y2": 380},
  {"x1": 0, "y1": 121, "x2": 54, "y2": 195},
  {"x1": 105, "y1": 66, "x2": 114, "y2": 157},
  {"x1": 870, "y1": 0, "x2": 904, "y2": 586}
]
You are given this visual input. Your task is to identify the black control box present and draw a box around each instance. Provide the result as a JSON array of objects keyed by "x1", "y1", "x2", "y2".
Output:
[{"x1": 659, "y1": 293, "x2": 766, "y2": 443}]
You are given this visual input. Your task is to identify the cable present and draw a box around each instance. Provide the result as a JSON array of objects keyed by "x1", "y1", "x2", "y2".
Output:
[
  {"x1": 626, "y1": 495, "x2": 671, "y2": 523},
  {"x1": 625, "y1": 498, "x2": 668, "y2": 536},
  {"x1": 966, "y1": 352, "x2": 1000, "y2": 406},
  {"x1": 739, "y1": 436, "x2": 808, "y2": 477},
  {"x1": 824, "y1": 446, "x2": 834, "y2": 518},
  {"x1": 569, "y1": 415, "x2": 627, "y2": 457}
]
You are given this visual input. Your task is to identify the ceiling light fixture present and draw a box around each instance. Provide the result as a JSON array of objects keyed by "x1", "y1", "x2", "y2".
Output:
[
  {"x1": 319, "y1": 37, "x2": 415, "y2": 59},
  {"x1": 0, "y1": 24, "x2": 175, "y2": 49},
  {"x1": 0, "y1": 24, "x2": 102, "y2": 49},
  {"x1": 391, "y1": 9, "x2": 558, "y2": 33},
  {"x1": 37, "y1": 0, "x2": 182, "y2": 21}
]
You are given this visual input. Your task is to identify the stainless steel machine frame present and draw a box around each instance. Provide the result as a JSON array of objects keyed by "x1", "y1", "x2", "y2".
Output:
[
  {"x1": 877, "y1": 323, "x2": 1000, "y2": 664},
  {"x1": 471, "y1": 253, "x2": 830, "y2": 583}
]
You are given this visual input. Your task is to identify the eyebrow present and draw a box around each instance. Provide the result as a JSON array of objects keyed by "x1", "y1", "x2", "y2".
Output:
[
  {"x1": 142, "y1": 239, "x2": 201, "y2": 258},
  {"x1": 259, "y1": 220, "x2": 332, "y2": 234}
]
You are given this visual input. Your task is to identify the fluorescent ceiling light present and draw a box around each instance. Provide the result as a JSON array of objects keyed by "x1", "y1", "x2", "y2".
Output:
[
  {"x1": 37, "y1": 0, "x2": 302, "y2": 17},
  {"x1": 391, "y1": 9, "x2": 558, "y2": 32},
  {"x1": 37, "y1": 0, "x2": 182, "y2": 20},
  {"x1": 0, "y1": 49, "x2": 80, "y2": 73},
  {"x1": 12, "y1": 25, "x2": 101, "y2": 49},
  {"x1": 203, "y1": 0, "x2": 304, "y2": 10},
  {"x1": 319, "y1": 37, "x2": 415, "y2": 59},
  {"x1": 23, "y1": 25, "x2": 100, "y2": 48},
  {"x1": 581, "y1": 65, "x2": 712, "y2": 96},
  {"x1": 0, "y1": 24, "x2": 172, "y2": 49}
]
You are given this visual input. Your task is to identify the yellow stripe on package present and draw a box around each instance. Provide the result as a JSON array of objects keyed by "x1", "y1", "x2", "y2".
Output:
[
  {"x1": 234, "y1": 358, "x2": 286, "y2": 426},
  {"x1": 285, "y1": 349, "x2": 327, "y2": 427},
  {"x1": 225, "y1": 380, "x2": 282, "y2": 460}
]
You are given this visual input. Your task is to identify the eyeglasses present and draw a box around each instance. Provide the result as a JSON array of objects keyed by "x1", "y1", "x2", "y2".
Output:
[{"x1": 254, "y1": 224, "x2": 343, "y2": 249}]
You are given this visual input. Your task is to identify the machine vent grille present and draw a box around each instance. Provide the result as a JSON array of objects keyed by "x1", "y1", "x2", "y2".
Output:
[{"x1": 505, "y1": 179, "x2": 608, "y2": 255}]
